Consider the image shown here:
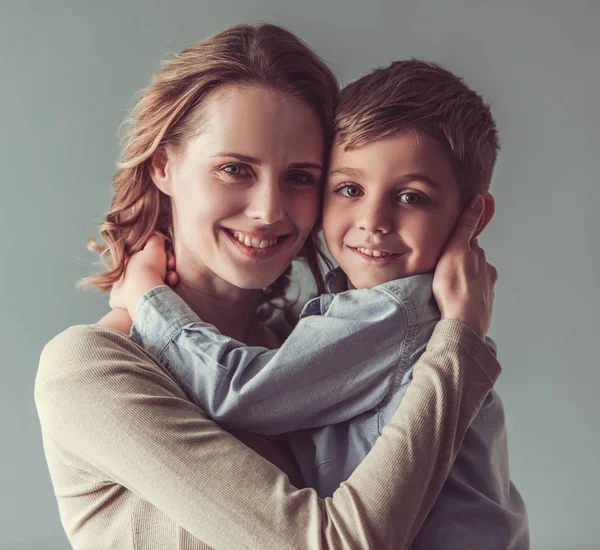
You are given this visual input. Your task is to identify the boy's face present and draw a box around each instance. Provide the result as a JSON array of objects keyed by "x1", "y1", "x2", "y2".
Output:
[{"x1": 323, "y1": 131, "x2": 462, "y2": 289}]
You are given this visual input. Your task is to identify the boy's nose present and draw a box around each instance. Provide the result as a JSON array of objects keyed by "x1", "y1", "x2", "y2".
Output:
[
  {"x1": 357, "y1": 201, "x2": 392, "y2": 235},
  {"x1": 246, "y1": 178, "x2": 285, "y2": 225}
]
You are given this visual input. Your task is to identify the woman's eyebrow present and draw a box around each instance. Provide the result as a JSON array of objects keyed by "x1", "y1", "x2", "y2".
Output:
[
  {"x1": 210, "y1": 153, "x2": 322, "y2": 171},
  {"x1": 211, "y1": 152, "x2": 261, "y2": 164},
  {"x1": 289, "y1": 162, "x2": 323, "y2": 171}
]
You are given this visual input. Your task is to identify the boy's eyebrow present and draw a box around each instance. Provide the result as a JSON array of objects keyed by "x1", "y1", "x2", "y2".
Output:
[
  {"x1": 329, "y1": 168, "x2": 445, "y2": 191},
  {"x1": 211, "y1": 153, "x2": 322, "y2": 171},
  {"x1": 328, "y1": 166, "x2": 365, "y2": 179},
  {"x1": 400, "y1": 173, "x2": 444, "y2": 191}
]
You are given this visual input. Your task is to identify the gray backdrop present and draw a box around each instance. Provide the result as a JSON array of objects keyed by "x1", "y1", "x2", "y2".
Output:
[{"x1": 2, "y1": 1, "x2": 598, "y2": 549}]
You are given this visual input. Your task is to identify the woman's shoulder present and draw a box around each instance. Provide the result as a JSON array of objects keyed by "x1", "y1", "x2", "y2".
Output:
[
  {"x1": 36, "y1": 324, "x2": 156, "y2": 400},
  {"x1": 35, "y1": 324, "x2": 175, "y2": 436},
  {"x1": 40, "y1": 324, "x2": 132, "y2": 369}
]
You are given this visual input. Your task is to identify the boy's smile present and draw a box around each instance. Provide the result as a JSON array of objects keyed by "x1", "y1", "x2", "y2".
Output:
[{"x1": 324, "y1": 130, "x2": 463, "y2": 289}]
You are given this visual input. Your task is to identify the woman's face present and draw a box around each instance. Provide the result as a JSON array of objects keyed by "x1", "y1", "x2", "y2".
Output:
[{"x1": 152, "y1": 85, "x2": 324, "y2": 291}]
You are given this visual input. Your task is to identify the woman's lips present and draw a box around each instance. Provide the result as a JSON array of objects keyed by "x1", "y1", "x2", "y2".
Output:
[{"x1": 224, "y1": 229, "x2": 291, "y2": 259}]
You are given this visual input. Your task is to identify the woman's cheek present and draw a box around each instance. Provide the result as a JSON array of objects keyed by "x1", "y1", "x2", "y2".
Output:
[
  {"x1": 289, "y1": 190, "x2": 320, "y2": 234},
  {"x1": 306, "y1": 188, "x2": 322, "y2": 227}
]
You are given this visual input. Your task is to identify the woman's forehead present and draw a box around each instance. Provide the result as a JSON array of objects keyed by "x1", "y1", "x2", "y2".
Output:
[{"x1": 184, "y1": 85, "x2": 324, "y2": 163}]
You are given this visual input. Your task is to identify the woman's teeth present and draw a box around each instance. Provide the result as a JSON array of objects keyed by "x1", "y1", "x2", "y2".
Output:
[
  {"x1": 357, "y1": 247, "x2": 392, "y2": 258},
  {"x1": 233, "y1": 232, "x2": 279, "y2": 249}
]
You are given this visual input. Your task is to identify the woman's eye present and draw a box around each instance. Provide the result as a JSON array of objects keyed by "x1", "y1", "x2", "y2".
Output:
[
  {"x1": 398, "y1": 192, "x2": 422, "y2": 205},
  {"x1": 337, "y1": 184, "x2": 363, "y2": 198},
  {"x1": 221, "y1": 164, "x2": 251, "y2": 178},
  {"x1": 287, "y1": 171, "x2": 316, "y2": 186}
]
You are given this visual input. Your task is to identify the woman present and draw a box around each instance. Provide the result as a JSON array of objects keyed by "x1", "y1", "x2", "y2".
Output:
[{"x1": 35, "y1": 24, "x2": 500, "y2": 549}]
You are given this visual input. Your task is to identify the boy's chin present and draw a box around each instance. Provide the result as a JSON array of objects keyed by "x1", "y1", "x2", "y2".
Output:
[{"x1": 346, "y1": 273, "x2": 397, "y2": 290}]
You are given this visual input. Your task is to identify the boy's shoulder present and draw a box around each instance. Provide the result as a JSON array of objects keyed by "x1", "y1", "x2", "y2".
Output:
[{"x1": 303, "y1": 267, "x2": 440, "y2": 326}]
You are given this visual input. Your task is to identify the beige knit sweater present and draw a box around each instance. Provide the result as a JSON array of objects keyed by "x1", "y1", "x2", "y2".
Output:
[{"x1": 35, "y1": 319, "x2": 500, "y2": 549}]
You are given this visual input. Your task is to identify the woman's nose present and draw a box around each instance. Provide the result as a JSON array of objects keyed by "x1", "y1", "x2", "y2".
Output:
[{"x1": 246, "y1": 177, "x2": 285, "y2": 225}]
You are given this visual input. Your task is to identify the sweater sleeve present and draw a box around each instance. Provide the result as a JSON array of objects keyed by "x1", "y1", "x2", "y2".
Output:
[
  {"x1": 35, "y1": 319, "x2": 500, "y2": 550},
  {"x1": 410, "y1": 390, "x2": 530, "y2": 549}
]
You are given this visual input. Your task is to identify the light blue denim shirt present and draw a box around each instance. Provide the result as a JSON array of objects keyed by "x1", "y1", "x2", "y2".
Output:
[{"x1": 131, "y1": 269, "x2": 529, "y2": 549}]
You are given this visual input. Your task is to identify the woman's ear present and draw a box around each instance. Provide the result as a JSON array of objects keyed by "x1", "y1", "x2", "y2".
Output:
[
  {"x1": 149, "y1": 147, "x2": 173, "y2": 197},
  {"x1": 473, "y1": 192, "x2": 495, "y2": 237}
]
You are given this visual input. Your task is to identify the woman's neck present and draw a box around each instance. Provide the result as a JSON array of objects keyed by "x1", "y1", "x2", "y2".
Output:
[{"x1": 174, "y1": 271, "x2": 264, "y2": 345}]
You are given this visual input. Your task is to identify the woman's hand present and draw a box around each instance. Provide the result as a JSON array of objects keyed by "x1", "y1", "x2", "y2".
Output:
[{"x1": 433, "y1": 195, "x2": 498, "y2": 339}]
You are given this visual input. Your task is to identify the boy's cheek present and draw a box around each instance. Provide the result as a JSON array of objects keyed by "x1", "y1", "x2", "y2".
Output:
[
  {"x1": 321, "y1": 193, "x2": 336, "y2": 218},
  {"x1": 404, "y1": 217, "x2": 454, "y2": 273},
  {"x1": 426, "y1": 222, "x2": 458, "y2": 267}
]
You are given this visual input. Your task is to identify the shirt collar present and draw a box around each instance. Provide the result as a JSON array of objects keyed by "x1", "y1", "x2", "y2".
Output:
[
  {"x1": 323, "y1": 267, "x2": 440, "y2": 325},
  {"x1": 324, "y1": 267, "x2": 348, "y2": 294}
]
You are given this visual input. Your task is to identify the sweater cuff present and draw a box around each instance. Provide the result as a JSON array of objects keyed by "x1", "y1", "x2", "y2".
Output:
[{"x1": 427, "y1": 319, "x2": 502, "y2": 385}]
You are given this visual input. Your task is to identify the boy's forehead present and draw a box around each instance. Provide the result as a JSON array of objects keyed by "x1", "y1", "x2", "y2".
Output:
[{"x1": 329, "y1": 130, "x2": 457, "y2": 190}]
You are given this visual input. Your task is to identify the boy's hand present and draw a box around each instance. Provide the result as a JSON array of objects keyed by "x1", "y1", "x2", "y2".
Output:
[
  {"x1": 165, "y1": 251, "x2": 179, "y2": 288},
  {"x1": 433, "y1": 195, "x2": 498, "y2": 339},
  {"x1": 97, "y1": 307, "x2": 133, "y2": 335},
  {"x1": 109, "y1": 236, "x2": 169, "y2": 318}
]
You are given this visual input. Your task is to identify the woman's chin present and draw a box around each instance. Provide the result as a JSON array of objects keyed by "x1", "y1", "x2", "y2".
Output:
[{"x1": 227, "y1": 271, "x2": 284, "y2": 292}]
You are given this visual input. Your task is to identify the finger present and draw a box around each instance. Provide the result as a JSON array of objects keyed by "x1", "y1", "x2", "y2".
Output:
[
  {"x1": 449, "y1": 195, "x2": 485, "y2": 251},
  {"x1": 475, "y1": 242, "x2": 486, "y2": 262},
  {"x1": 167, "y1": 253, "x2": 176, "y2": 270},
  {"x1": 166, "y1": 270, "x2": 179, "y2": 287}
]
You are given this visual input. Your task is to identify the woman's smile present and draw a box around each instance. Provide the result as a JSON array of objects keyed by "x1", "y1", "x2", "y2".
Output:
[{"x1": 223, "y1": 228, "x2": 294, "y2": 260}]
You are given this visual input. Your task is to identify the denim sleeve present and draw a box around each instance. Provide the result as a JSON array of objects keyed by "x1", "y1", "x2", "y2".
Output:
[
  {"x1": 130, "y1": 285, "x2": 409, "y2": 435},
  {"x1": 410, "y1": 390, "x2": 530, "y2": 550}
]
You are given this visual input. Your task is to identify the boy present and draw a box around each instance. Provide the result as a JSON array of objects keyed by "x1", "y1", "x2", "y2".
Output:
[{"x1": 112, "y1": 60, "x2": 528, "y2": 548}]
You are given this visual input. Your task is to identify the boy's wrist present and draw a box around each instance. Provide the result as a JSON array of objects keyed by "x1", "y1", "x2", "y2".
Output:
[
  {"x1": 97, "y1": 308, "x2": 133, "y2": 335},
  {"x1": 126, "y1": 275, "x2": 165, "y2": 318}
]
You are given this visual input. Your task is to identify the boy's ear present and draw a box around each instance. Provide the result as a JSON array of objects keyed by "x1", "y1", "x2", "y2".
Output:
[
  {"x1": 473, "y1": 192, "x2": 495, "y2": 237},
  {"x1": 149, "y1": 147, "x2": 173, "y2": 197}
]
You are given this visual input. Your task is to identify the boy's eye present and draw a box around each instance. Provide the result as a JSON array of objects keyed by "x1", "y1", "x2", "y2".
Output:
[
  {"x1": 337, "y1": 184, "x2": 363, "y2": 198},
  {"x1": 398, "y1": 192, "x2": 422, "y2": 205}
]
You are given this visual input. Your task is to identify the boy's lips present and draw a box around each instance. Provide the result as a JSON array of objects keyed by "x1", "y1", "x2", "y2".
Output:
[{"x1": 347, "y1": 245, "x2": 402, "y2": 264}]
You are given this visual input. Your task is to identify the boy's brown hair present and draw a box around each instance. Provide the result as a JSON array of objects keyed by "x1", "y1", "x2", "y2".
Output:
[{"x1": 334, "y1": 59, "x2": 499, "y2": 196}]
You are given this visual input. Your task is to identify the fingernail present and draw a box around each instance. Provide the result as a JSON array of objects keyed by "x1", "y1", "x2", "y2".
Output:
[{"x1": 471, "y1": 195, "x2": 484, "y2": 212}]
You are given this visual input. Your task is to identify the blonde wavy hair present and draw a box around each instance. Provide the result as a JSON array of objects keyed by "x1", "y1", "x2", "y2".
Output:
[{"x1": 80, "y1": 23, "x2": 339, "y2": 313}]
